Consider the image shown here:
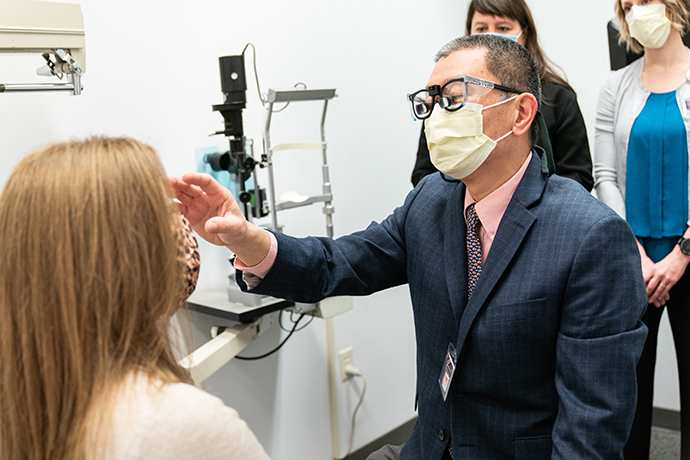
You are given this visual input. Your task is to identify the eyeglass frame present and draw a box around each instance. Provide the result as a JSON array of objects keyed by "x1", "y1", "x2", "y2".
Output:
[{"x1": 407, "y1": 74, "x2": 522, "y2": 120}]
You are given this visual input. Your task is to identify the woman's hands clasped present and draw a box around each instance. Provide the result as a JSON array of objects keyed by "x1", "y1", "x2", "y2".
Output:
[{"x1": 640, "y1": 244, "x2": 690, "y2": 308}]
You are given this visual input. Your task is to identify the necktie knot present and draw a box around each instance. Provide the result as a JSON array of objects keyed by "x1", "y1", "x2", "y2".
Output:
[{"x1": 466, "y1": 204, "x2": 480, "y2": 232}]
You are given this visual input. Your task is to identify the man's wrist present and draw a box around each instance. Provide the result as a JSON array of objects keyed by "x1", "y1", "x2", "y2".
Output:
[
  {"x1": 229, "y1": 224, "x2": 272, "y2": 267},
  {"x1": 233, "y1": 231, "x2": 277, "y2": 279}
]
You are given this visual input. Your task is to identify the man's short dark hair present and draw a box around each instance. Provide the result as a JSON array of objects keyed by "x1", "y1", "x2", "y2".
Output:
[{"x1": 435, "y1": 34, "x2": 542, "y2": 144}]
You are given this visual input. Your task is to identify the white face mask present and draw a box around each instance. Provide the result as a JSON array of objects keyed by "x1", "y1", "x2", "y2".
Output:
[
  {"x1": 626, "y1": 3, "x2": 672, "y2": 49},
  {"x1": 482, "y1": 30, "x2": 523, "y2": 42},
  {"x1": 424, "y1": 97, "x2": 516, "y2": 180}
]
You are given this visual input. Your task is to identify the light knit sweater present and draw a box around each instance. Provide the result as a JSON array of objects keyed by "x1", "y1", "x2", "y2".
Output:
[{"x1": 94, "y1": 374, "x2": 270, "y2": 460}]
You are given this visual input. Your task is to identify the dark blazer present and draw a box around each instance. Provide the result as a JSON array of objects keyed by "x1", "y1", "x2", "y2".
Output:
[
  {"x1": 411, "y1": 82, "x2": 594, "y2": 191},
  {"x1": 244, "y1": 152, "x2": 647, "y2": 460}
]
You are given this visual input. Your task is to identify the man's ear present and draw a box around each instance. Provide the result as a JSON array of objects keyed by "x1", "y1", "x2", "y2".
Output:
[{"x1": 512, "y1": 93, "x2": 538, "y2": 137}]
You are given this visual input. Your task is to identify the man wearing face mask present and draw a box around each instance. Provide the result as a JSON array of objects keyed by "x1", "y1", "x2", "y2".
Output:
[
  {"x1": 595, "y1": 1, "x2": 690, "y2": 458},
  {"x1": 172, "y1": 34, "x2": 647, "y2": 460},
  {"x1": 411, "y1": 0, "x2": 593, "y2": 192}
]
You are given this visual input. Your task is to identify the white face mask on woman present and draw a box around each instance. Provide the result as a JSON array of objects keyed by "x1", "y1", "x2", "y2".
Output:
[
  {"x1": 482, "y1": 30, "x2": 523, "y2": 42},
  {"x1": 424, "y1": 96, "x2": 517, "y2": 180},
  {"x1": 626, "y1": 3, "x2": 672, "y2": 49}
]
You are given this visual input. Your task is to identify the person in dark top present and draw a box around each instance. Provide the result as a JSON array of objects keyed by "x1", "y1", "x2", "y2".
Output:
[{"x1": 411, "y1": 0, "x2": 593, "y2": 191}]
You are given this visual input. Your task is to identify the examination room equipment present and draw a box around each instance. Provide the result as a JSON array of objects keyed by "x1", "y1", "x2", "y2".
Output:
[
  {"x1": 0, "y1": 0, "x2": 85, "y2": 95},
  {"x1": 183, "y1": 49, "x2": 351, "y2": 385},
  {"x1": 205, "y1": 53, "x2": 267, "y2": 221},
  {"x1": 188, "y1": 48, "x2": 340, "y2": 319},
  {"x1": 181, "y1": 50, "x2": 359, "y2": 456}
]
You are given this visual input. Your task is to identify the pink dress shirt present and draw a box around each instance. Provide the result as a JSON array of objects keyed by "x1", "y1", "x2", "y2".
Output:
[{"x1": 464, "y1": 153, "x2": 532, "y2": 264}]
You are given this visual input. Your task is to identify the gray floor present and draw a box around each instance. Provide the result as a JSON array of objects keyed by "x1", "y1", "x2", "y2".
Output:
[
  {"x1": 347, "y1": 420, "x2": 682, "y2": 460},
  {"x1": 651, "y1": 426, "x2": 681, "y2": 460}
]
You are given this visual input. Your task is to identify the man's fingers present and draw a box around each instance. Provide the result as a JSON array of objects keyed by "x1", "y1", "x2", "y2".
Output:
[
  {"x1": 181, "y1": 173, "x2": 230, "y2": 198},
  {"x1": 170, "y1": 177, "x2": 204, "y2": 199},
  {"x1": 175, "y1": 202, "x2": 188, "y2": 215},
  {"x1": 174, "y1": 188, "x2": 200, "y2": 208},
  {"x1": 205, "y1": 216, "x2": 238, "y2": 235}
]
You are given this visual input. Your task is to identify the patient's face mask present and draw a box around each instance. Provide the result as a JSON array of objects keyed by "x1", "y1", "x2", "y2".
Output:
[
  {"x1": 177, "y1": 214, "x2": 200, "y2": 305},
  {"x1": 626, "y1": 3, "x2": 672, "y2": 49},
  {"x1": 424, "y1": 96, "x2": 516, "y2": 180}
]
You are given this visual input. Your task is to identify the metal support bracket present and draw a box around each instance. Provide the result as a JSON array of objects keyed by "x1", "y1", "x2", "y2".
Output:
[{"x1": 179, "y1": 312, "x2": 276, "y2": 386}]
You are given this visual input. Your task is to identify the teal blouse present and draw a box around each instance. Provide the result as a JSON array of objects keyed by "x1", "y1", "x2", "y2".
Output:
[{"x1": 626, "y1": 91, "x2": 688, "y2": 263}]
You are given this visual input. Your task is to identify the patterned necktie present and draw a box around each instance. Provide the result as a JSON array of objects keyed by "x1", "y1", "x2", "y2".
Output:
[
  {"x1": 447, "y1": 204, "x2": 483, "y2": 459},
  {"x1": 466, "y1": 203, "x2": 482, "y2": 299}
]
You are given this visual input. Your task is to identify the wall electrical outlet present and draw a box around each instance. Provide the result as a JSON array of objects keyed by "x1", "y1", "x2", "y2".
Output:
[{"x1": 338, "y1": 346, "x2": 354, "y2": 382}]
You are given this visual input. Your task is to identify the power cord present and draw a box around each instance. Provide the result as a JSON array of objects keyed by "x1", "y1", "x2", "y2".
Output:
[
  {"x1": 279, "y1": 309, "x2": 314, "y2": 332},
  {"x1": 241, "y1": 42, "x2": 265, "y2": 106},
  {"x1": 241, "y1": 42, "x2": 309, "y2": 113},
  {"x1": 335, "y1": 365, "x2": 367, "y2": 460},
  {"x1": 234, "y1": 313, "x2": 306, "y2": 360}
]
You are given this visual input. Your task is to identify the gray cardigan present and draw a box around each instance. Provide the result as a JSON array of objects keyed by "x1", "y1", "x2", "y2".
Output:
[{"x1": 594, "y1": 49, "x2": 690, "y2": 225}]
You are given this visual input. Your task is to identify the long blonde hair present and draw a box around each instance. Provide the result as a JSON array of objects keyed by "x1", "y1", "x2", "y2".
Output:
[{"x1": 0, "y1": 137, "x2": 192, "y2": 460}]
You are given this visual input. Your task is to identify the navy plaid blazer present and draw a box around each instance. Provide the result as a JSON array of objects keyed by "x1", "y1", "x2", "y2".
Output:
[{"x1": 245, "y1": 151, "x2": 648, "y2": 460}]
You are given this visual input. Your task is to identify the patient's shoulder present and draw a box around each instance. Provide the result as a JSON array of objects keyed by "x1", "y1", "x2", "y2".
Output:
[{"x1": 106, "y1": 374, "x2": 270, "y2": 460}]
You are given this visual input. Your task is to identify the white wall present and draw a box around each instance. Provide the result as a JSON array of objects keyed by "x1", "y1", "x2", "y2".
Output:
[{"x1": 0, "y1": 1, "x2": 679, "y2": 459}]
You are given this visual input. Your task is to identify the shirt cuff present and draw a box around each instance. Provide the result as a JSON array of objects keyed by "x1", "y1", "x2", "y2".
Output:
[{"x1": 233, "y1": 231, "x2": 278, "y2": 279}]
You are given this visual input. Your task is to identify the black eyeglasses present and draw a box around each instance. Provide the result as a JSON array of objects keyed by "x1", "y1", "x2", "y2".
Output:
[{"x1": 407, "y1": 74, "x2": 521, "y2": 120}]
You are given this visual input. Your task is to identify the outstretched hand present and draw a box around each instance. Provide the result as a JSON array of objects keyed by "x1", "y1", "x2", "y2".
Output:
[
  {"x1": 169, "y1": 173, "x2": 271, "y2": 266},
  {"x1": 170, "y1": 173, "x2": 247, "y2": 247}
]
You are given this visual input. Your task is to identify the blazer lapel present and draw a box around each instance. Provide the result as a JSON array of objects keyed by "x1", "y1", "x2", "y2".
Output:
[
  {"x1": 443, "y1": 181, "x2": 469, "y2": 327},
  {"x1": 454, "y1": 153, "x2": 547, "y2": 358}
]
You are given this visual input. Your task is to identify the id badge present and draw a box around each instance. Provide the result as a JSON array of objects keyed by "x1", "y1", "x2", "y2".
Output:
[{"x1": 438, "y1": 343, "x2": 457, "y2": 402}]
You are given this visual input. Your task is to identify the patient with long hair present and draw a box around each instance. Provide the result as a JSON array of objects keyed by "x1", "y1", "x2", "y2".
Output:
[{"x1": 0, "y1": 138, "x2": 269, "y2": 460}]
